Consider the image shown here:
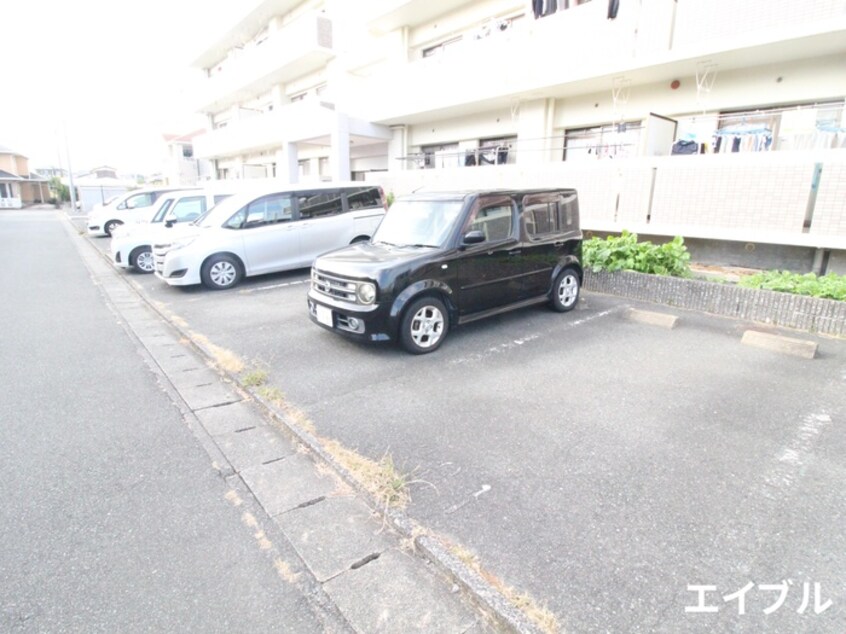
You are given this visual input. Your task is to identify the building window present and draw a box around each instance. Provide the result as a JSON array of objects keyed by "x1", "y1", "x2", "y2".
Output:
[
  {"x1": 420, "y1": 143, "x2": 460, "y2": 169},
  {"x1": 563, "y1": 122, "x2": 642, "y2": 161},
  {"x1": 298, "y1": 160, "x2": 311, "y2": 178},
  {"x1": 182, "y1": 145, "x2": 194, "y2": 158},
  {"x1": 422, "y1": 36, "x2": 463, "y2": 58}
]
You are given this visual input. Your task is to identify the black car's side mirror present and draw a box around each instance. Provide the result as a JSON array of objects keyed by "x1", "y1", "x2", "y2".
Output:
[{"x1": 462, "y1": 230, "x2": 485, "y2": 245}]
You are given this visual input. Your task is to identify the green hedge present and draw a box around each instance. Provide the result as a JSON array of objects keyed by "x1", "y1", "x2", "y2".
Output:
[
  {"x1": 583, "y1": 231, "x2": 691, "y2": 277},
  {"x1": 738, "y1": 270, "x2": 846, "y2": 301}
]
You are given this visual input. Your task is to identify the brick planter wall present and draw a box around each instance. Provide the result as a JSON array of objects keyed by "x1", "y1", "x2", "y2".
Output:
[{"x1": 583, "y1": 270, "x2": 846, "y2": 337}]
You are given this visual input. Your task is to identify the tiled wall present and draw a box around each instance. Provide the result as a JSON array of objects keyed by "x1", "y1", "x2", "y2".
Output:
[
  {"x1": 649, "y1": 160, "x2": 814, "y2": 233},
  {"x1": 372, "y1": 151, "x2": 846, "y2": 245},
  {"x1": 811, "y1": 161, "x2": 846, "y2": 236}
]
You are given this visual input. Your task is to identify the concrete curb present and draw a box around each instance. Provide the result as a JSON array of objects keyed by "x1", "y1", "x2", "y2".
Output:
[
  {"x1": 627, "y1": 308, "x2": 678, "y2": 329},
  {"x1": 584, "y1": 270, "x2": 846, "y2": 337},
  {"x1": 741, "y1": 330, "x2": 818, "y2": 359}
]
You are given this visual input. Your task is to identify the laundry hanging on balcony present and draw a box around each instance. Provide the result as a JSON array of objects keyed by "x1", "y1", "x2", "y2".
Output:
[{"x1": 712, "y1": 123, "x2": 773, "y2": 153}]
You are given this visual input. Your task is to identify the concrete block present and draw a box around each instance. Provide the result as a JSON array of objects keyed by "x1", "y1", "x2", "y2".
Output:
[
  {"x1": 241, "y1": 454, "x2": 336, "y2": 517},
  {"x1": 179, "y1": 382, "x2": 242, "y2": 410},
  {"x1": 215, "y1": 426, "x2": 296, "y2": 472},
  {"x1": 627, "y1": 308, "x2": 679, "y2": 329},
  {"x1": 196, "y1": 401, "x2": 269, "y2": 436},
  {"x1": 323, "y1": 548, "x2": 479, "y2": 633},
  {"x1": 276, "y1": 496, "x2": 393, "y2": 582},
  {"x1": 741, "y1": 330, "x2": 818, "y2": 359}
]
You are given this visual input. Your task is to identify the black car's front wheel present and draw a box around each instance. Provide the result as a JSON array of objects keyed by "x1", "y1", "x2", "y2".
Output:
[
  {"x1": 400, "y1": 296, "x2": 449, "y2": 354},
  {"x1": 550, "y1": 267, "x2": 580, "y2": 312}
]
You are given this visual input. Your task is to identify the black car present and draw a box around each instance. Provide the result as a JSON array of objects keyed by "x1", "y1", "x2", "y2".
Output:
[{"x1": 307, "y1": 189, "x2": 582, "y2": 354}]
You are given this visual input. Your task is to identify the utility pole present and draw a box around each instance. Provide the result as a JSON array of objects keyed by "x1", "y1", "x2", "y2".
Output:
[{"x1": 64, "y1": 120, "x2": 78, "y2": 214}]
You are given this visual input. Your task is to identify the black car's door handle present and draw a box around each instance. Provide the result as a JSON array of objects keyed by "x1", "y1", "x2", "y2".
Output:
[
  {"x1": 553, "y1": 241, "x2": 565, "y2": 247},
  {"x1": 507, "y1": 249, "x2": 522, "y2": 256}
]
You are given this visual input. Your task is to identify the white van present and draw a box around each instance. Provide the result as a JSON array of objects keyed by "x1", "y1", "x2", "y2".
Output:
[
  {"x1": 87, "y1": 187, "x2": 193, "y2": 237},
  {"x1": 110, "y1": 188, "x2": 236, "y2": 273},
  {"x1": 153, "y1": 183, "x2": 386, "y2": 290}
]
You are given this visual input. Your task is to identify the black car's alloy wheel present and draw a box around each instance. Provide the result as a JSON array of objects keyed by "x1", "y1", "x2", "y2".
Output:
[
  {"x1": 400, "y1": 296, "x2": 449, "y2": 354},
  {"x1": 551, "y1": 267, "x2": 580, "y2": 312}
]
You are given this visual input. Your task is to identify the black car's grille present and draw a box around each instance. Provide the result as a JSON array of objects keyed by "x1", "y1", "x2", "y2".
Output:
[{"x1": 312, "y1": 270, "x2": 357, "y2": 302}]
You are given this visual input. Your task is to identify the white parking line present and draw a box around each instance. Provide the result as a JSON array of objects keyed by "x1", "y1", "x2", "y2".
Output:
[
  {"x1": 758, "y1": 412, "x2": 832, "y2": 501},
  {"x1": 240, "y1": 279, "x2": 308, "y2": 293},
  {"x1": 450, "y1": 307, "x2": 620, "y2": 365}
]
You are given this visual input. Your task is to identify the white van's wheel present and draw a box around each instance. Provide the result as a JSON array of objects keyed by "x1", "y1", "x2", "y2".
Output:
[
  {"x1": 131, "y1": 247, "x2": 154, "y2": 273},
  {"x1": 104, "y1": 220, "x2": 122, "y2": 236},
  {"x1": 201, "y1": 254, "x2": 242, "y2": 290}
]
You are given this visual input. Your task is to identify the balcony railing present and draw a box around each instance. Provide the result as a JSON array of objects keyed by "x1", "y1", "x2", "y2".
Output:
[
  {"x1": 353, "y1": 0, "x2": 845, "y2": 123},
  {"x1": 367, "y1": 0, "x2": 478, "y2": 34},
  {"x1": 194, "y1": 100, "x2": 339, "y2": 159},
  {"x1": 196, "y1": 11, "x2": 334, "y2": 114}
]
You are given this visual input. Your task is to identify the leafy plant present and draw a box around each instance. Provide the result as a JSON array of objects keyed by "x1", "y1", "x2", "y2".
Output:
[
  {"x1": 583, "y1": 231, "x2": 691, "y2": 277},
  {"x1": 738, "y1": 270, "x2": 846, "y2": 301}
]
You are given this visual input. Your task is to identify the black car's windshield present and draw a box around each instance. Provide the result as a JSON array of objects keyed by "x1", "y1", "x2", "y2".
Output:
[{"x1": 373, "y1": 200, "x2": 464, "y2": 248}]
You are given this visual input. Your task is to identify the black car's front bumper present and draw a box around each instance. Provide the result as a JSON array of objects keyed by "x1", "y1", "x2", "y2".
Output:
[{"x1": 307, "y1": 289, "x2": 395, "y2": 343}]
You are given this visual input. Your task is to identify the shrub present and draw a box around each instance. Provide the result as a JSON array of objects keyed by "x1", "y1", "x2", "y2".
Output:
[
  {"x1": 738, "y1": 270, "x2": 846, "y2": 301},
  {"x1": 583, "y1": 231, "x2": 691, "y2": 277}
]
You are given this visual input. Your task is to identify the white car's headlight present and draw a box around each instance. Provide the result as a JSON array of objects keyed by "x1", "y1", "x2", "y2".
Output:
[{"x1": 356, "y1": 282, "x2": 376, "y2": 305}]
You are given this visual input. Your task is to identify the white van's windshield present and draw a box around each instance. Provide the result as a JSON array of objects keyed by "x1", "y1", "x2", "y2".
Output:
[{"x1": 372, "y1": 200, "x2": 464, "y2": 248}]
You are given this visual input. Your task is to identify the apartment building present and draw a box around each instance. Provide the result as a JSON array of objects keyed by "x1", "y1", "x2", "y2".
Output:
[{"x1": 190, "y1": 0, "x2": 846, "y2": 271}]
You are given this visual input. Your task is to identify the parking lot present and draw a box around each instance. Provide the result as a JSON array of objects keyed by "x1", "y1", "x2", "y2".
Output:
[{"x1": 81, "y1": 222, "x2": 846, "y2": 633}]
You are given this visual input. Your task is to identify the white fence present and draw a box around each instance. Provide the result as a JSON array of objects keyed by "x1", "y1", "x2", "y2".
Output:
[
  {"x1": 0, "y1": 197, "x2": 22, "y2": 209},
  {"x1": 370, "y1": 150, "x2": 846, "y2": 249}
]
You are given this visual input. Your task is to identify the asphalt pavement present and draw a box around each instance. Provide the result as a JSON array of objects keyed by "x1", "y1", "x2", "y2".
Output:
[
  {"x1": 72, "y1": 211, "x2": 846, "y2": 633},
  {"x1": 0, "y1": 210, "x2": 338, "y2": 632}
]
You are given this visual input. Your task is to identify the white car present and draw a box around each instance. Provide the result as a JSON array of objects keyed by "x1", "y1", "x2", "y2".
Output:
[
  {"x1": 87, "y1": 187, "x2": 193, "y2": 237},
  {"x1": 110, "y1": 189, "x2": 234, "y2": 273},
  {"x1": 153, "y1": 183, "x2": 387, "y2": 290}
]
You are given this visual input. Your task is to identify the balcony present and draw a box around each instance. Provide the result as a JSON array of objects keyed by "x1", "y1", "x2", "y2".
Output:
[
  {"x1": 354, "y1": 0, "x2": 846, "y2": 124},
  {"x1": 193, "y1": 101, "x2": 341, "y2": 158},
  {"x1": 366, "y1": 0, "x2": 477, "y2": 34},
  {"x1": 195, "y1": 12, "x2": 334, "y2": 114}
]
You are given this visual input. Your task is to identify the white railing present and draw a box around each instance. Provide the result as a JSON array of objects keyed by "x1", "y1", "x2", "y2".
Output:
[{"x1": 0, "y1": 197, "x2": 22, "y2": 209}]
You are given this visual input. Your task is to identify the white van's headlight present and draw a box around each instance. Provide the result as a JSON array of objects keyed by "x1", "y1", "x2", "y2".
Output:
[
  {"x1": 356, "y1": 282, "x2": 376, "y2": 305},
  {"x1": 171, "y1": 237, "x2": 196, "y2": 251}
]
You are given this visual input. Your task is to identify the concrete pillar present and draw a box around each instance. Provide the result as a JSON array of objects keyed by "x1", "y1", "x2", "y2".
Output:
[
  {"x1": 329, "y1": 112, "x2": 351, "y2": 181},
  {"x1": 516, "y1": 98, "x2": 557, "y2": 165},
  {"x1": 275, "y1": 143, "x2": 299, "y2": 184},
  {"x1": 388, "y1": 125, "x2": 407, "y2": 172}
]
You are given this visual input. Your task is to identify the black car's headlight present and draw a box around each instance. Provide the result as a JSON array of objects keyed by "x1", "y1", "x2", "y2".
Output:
[{"x1": 356, "y1": 282, "x2": 376, "y2": 305}]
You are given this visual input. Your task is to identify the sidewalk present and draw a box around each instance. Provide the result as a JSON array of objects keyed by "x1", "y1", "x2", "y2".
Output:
[{"x1": 63, "y1": 216, "x2": 516, "y2": 632}]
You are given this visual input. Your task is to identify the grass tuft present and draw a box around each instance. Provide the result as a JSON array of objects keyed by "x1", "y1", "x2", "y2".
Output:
[
  {"x1": 443, "y1": 539, "x2": 560, "y2": 634},
  {"x1": 241, "y1": 369, "x2": 268, "y2": 387}
]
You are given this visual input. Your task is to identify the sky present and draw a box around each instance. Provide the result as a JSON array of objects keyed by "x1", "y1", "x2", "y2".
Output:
[{"x1": 0, "y1": 0, "x2": 238, "y2": 175}]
